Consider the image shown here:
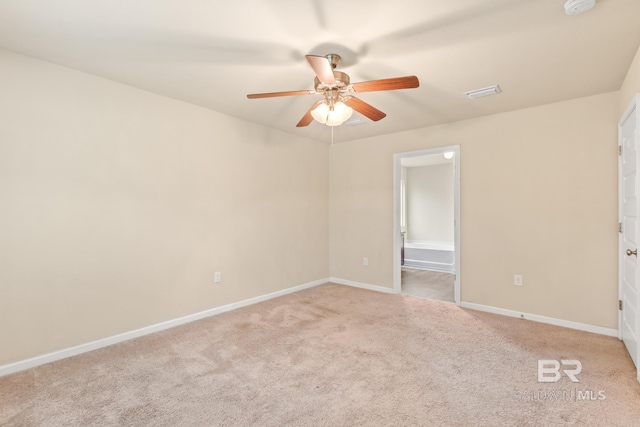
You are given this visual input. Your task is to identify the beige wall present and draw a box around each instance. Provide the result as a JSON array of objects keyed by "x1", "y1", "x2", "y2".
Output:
[
  {"x1": 620, "y1": 45, "x2": 640, "y2": 114},
  {"x1": 406, "y1": 164, "x2": 454, "y2": 243},
  {"x1": 0, "y1": 49, "x2": 329, "y2": 366},
  {"x1": 330, "y1": 92, "x2": 619, "y2": 328},
  {"x1": 3, "y1": 42, "x2": 638, "y2": 367}
]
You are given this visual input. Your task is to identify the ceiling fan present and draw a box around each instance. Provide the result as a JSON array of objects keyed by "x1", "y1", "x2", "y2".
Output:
[{"x1": 247, "y1": 54, "x2": 420, "y2": 127}]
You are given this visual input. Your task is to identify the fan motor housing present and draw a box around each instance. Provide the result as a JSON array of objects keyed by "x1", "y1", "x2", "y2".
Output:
[{"x1": 314, "y1": 71, "x2": 350, "y2": 92}]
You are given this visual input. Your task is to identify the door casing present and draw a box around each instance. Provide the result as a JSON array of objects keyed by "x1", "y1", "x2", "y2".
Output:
[
  {"x1": 618, "y1": 93, "x2": 640, "y2": 383},
  {"x1": 393, "y1": 146, "x2": 461, "y2": 304}
]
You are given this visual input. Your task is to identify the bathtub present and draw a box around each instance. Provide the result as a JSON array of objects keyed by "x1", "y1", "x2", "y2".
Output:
[{"x1": 403, "y1": 241, "x2": 455, "y2": 273}]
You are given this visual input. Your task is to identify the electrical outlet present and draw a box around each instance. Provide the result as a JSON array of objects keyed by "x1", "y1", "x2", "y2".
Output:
[
  {"x1": 214, "y1": 272, "x2": 221, "y2": 283},
  {"x1": 363, "y1": 257, "x2": 369, "y2": 266},
  {"x1": 514, "y1": 274, "x2": 523, "y2": 286}
]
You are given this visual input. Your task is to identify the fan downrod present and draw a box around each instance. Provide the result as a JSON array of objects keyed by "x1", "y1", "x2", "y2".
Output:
[{"x1": 325, "y1": 54, "x2": 341, "y2": 69}]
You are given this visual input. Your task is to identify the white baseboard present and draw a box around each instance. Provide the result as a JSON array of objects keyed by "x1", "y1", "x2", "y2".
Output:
[
  {"x1": 330, "y1": 277, "x2": 397, "y2": 294},
  {"x1": 402, "y1": 260, "x2": 455, "y2": 273},
  {"x1": 460, "y1": 302, "x2": 618, "y2": 337},
  {"x1": 2, "y1": 279, "x2": 620, "y2": 378},
  {"x1": 0, "y1": 278, "x2": 329, "y2": 378}
]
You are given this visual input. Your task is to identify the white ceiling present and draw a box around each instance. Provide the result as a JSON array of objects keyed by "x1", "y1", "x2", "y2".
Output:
[{"x1": 0, "y1": 0, "x2": 638, "y2": 143}]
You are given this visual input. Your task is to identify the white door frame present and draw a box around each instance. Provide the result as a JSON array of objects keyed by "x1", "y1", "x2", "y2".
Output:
[
  {"x1": 393, "y1": 146, "x2": 461, "y2": 305},
  {"x1": 618, "y1": 93, "x2": 640, "y2": 383}
]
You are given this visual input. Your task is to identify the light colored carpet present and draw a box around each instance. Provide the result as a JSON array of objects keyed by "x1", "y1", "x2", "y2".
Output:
[
  {"x1": 2, "y1": 283, "x2": 640, "y2": 426},
  {"x1": 402, "y1": 267, "x2": 455, "y2": 302}
]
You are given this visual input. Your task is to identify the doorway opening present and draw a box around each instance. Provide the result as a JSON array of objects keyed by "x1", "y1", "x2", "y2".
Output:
[{"x1": 393, "y1": 146, "x2": 460, "y2": 305}]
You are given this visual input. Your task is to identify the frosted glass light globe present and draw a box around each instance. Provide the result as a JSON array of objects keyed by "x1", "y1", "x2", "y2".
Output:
[{"x1": 310, "y1": 102, "x2": 329, "y2": 124}]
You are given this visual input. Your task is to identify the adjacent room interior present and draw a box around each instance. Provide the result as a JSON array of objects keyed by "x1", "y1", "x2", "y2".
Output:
[
  {"x1": 1, "y1": 0, "x2": 640, "y2": 425},
  {"x1": 400, "y1": 151, "x2": 456, "y2": 303}
]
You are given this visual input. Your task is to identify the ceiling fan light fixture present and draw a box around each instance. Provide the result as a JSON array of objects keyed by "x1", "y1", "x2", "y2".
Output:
[
  {"x1": 310, "y1": 102, "x2": 329, "y2": 124},
  {"x1": 326, "y1": 114, "x2": 342, "y2": 127},
  {"x1": 312, "y1": 101, "x2": 353, "y2": 126},
  {"x1": 333, "y1": 101, "x2": 353, "y2": 122},
  {"x1": 247, "y1": 53, "x2": 420, "y2": 128}
]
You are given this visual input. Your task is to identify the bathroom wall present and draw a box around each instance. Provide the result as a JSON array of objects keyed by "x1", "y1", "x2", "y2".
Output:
[{"x1": 406, "y1": 162, "x2": 454, "y2": 243}]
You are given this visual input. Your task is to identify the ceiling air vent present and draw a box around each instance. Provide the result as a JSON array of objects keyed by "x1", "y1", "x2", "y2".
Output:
[
  {"x1": 344, "y1": 116, "x2": 365, "y2": 126},
  {"x1": 564, "y1": 0, "x2": 595, "y2": 15},
  {"x1": 464, "y1": 85, "x2": 501, "y2": 100}
]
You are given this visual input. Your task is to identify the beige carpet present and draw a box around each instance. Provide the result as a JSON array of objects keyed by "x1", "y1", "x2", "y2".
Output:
[{"x1": 2, "y1": 283, "x2": 640, "y2": 426}]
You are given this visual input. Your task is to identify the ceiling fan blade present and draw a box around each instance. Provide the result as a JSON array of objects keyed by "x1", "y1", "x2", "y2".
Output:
[
  {"x1": 247, "y1": 90, "x2": 313, "y2": 99},
  {"x1": 343, "y1": 97, "x2": 387, "y2": 121},
  {"x1": 296, "y1": 100, "x2": 324, "y2": 127},
  {"x1": 305, "y1": 55, "x2": 336, "y2": 85},
  {"x1": 351, "y1": 76, "x2": 419, "y2": 93}
]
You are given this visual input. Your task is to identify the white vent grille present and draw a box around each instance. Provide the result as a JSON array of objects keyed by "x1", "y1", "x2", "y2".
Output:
[
  {"x1": 464, "y1": 85, "x2": 502, "y2": 100},
  {"x1": 564, "y1": 0, "x2": 595, "y2": 15}
]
